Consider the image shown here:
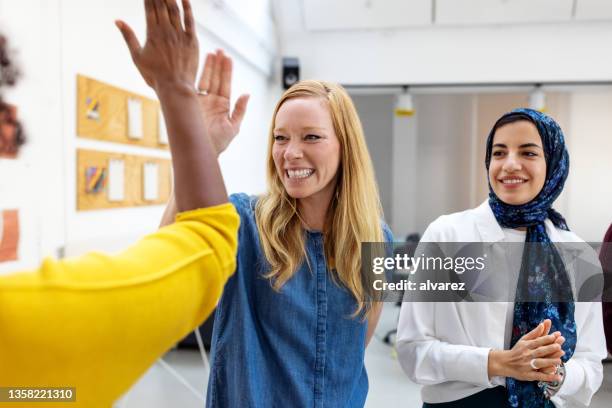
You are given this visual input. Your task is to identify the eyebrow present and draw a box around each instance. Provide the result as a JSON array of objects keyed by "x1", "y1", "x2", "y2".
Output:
[
  {"x1": 492, "y1": 143, "x2": 542, "y2": 149},
  {"x1": 274, "y1": 126, "x2": 327, "y2": 133}
]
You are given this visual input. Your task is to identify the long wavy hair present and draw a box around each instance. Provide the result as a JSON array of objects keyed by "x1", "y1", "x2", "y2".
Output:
[{"x1": 255, "y1": 80, "x2": 383, "y2": 317}]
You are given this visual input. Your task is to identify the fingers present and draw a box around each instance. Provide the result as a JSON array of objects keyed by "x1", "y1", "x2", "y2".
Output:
[
  {"x1": 198, "y1": 53, "x2": 214, "y2": 92},
  {"x1": 219, "y1": 55, "x2": 233, "y2": 99},
  {"x1": 521, "y1": 322, "x2": 544, "y2": 341},
  {"x1": 531, "y1": 342, "x2": 562, "y2": 358},
  {"x1": 541, "y1": 319, "x2": 552, "y2": 336},
  {"x1": 164, "y1": 0, "x2": 182, "y2": 30},
  {"x1": 540, "y1": 365, "x2": 557, "y2": 375},
  {"x1": 527, "y1": 333, "x2": 558, "y2": 349},
  {"x1": 154, "y1": 0, "x2": 170, "y2": 27},
  {"x1": 210, "y1": 49, "x2": 223, "y2": 95},
  {"x1": 531, "y1": 357, "x2": 563, "y2": 370},
  {"x1": 182, "y1": 0, "x2": 196, "y2": 37},
  {"x1": 230, "y1": 94, "x2": 250, "y2": 127},
  {"x1": 116, "y1": 21, "x2": 142, "y2": 59},
  {"x1": 145, "y1": 0, "x2": 157, "y2": 35},
  {"x1": 526, "y1": 371, "x2": 562, "y2": 383}
]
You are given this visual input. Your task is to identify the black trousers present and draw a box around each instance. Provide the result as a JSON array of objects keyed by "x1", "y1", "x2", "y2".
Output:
[{"x1": 422, "y1": 386, "x2": 510, "y2": 408}]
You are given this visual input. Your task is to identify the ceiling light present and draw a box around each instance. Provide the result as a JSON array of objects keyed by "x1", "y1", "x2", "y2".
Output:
[{"x1": 395, "y1": 86, "x2": 415, "y2": 117}]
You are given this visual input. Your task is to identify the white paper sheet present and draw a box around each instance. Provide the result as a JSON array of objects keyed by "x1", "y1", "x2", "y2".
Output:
[
  {"x1": 143, "y1": 162, "x2": 159, "y2": 201},
  {"x1": 128, "y1": 98, "x2": 143, "y2": 140},
  {"x1": 158, "y1": 111, "x2": 169, "y2": 145},
  {"x1": 108, "y1": 159, "x2": 125, "y2": 202}
]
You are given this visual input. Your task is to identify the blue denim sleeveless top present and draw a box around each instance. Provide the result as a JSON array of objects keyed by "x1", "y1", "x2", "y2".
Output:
[{"x1": 205, "y1": 193, "x2": 393, "y2": 407}]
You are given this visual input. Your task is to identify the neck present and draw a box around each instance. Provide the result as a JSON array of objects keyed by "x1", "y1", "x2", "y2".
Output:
[{"x1": 297, "y1": 194, "x2": 334, "y2": 232}]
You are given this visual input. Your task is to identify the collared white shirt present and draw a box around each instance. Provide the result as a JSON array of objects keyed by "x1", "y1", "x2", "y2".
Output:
[{"x1": 396, "y1": 201, "x2": 607, "y2": 407}]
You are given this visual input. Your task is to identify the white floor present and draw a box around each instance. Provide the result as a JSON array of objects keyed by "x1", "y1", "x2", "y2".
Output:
[{"x1": 115, "y1": 304, "x2": 612, "y2": 407}]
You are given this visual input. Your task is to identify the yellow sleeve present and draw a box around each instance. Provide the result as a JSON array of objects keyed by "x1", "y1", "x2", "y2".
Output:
[{"x1": 0, "y1": 203, "x2": 239, "y2": 408}]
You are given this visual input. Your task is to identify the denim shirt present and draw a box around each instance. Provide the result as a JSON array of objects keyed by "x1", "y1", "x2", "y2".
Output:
[{"x1": 206, "y1": 193, "x2": 393, "y2": 408}]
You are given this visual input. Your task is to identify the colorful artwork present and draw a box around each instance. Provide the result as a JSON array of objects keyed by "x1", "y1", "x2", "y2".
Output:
[
  {"x1": 0, "y1": 209, "x2": 19, "y2": 262},
  {"x1": 85, "y1": 96, "x2": 100, "y2": 121},
  {"x1": 85, "y1": 166, "x2": 107, "y2": 194},
  {"x1": 0, "y1": 103, "x2": 25, "y2": 158}
]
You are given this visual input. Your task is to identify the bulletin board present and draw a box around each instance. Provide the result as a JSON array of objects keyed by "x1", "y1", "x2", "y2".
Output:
[
  {"x1": 77, "y1": 149, "x2": 172, "y2": 211},
  {"x1": 76, "y1": 75, "x2": 169, "y2": 149}
]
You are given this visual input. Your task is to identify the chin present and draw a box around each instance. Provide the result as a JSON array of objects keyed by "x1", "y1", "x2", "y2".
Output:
[
  {"x1": 283, "y1": 186, "x2": 311, "y2": 199},
  {"x1": 495, "y1": 191, "x2": 531, "y2": 206}
]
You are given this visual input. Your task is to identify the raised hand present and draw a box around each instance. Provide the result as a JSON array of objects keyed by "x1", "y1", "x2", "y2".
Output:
[
  {"x1": 116, "y1": 0, "x2": 199, "y2": 95},
  {"x1": 197, "y1": 49, "x2": 249, "y2": 155},
  {"x1": 115, "y1": 0, "x2": 228, "y2": 210}
]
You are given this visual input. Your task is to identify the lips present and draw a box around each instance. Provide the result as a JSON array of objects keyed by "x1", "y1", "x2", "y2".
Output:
[
  {"x1": 285, "y1": 168, "x2": 315, "y2": 179},
  {"x1": 498, "y1": 176, "x2": 528, "y2": 188},
  {"x1": 500, "y1": 178, "x2": 526, "y2": 184}
]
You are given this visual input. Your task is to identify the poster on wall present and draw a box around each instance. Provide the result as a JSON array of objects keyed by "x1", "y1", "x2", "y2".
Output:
[
  {"x1": 143, "y1": 162, "x2": 159, "y2": 201},
  {"x1": 0, "y1": 209, "x2": 20, "y2": 262},
  {"x1": 127, "y1": 97, "x2": 143, "y2": 140},
  {"x1": 107, "y1": 158, "x2": 125, "y2": 202}
]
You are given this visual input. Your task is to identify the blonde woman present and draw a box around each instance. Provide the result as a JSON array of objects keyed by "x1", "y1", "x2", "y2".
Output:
[{"x1": 161, "y1": 52, "x2": 392, "y2": 406}]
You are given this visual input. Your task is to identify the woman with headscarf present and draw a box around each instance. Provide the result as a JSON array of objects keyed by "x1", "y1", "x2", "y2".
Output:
[{"x1": 396, "y1": 108, "x2": 607, "y2": 407}]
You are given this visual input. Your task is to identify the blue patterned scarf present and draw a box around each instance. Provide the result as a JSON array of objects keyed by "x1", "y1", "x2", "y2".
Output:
[{"x1": 485, "y1": 108, "x2": 576, "y2": 407}]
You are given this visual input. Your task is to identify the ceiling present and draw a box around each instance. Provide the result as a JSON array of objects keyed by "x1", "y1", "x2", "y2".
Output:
[{"x1": 299, "y1": 0, "x2": 612, "y2": 31}]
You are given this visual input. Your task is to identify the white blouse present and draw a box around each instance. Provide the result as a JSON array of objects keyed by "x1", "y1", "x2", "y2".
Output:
[{"x1": 396, "y1": 201, "x2": 607, "y2": 407}]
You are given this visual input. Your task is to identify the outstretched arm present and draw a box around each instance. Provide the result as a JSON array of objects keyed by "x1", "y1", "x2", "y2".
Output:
[
  {"x1": 0, "y1": 2, "x2": 241, "y2": 406},
  {"x1": 116, "y1": 0, "x2": 230, "y2": 211}
]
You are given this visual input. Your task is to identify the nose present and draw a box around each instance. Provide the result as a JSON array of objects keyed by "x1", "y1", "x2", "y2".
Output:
[
  {"x1": 283, "y1": 140, "x2": 303, "y2": 160},
  {"x1": 502, "y1": 152, "x2": 521, "y2": 172}
]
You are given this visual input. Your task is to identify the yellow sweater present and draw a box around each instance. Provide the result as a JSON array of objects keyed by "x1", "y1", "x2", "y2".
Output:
[{"x1": 0, "y1": 203, "x2": 239, "y2": 407}]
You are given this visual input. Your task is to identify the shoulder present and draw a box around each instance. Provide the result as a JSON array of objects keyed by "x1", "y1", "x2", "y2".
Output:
[
  {"x1": 549, "y1": 223, "x2": 585, "y2": 244},
  {"x1": 421, "y1": 206, "x2": 482, "y2": 242},
  {"x1": 229, "y1": 193, "x2": 258, "y2": 220}
]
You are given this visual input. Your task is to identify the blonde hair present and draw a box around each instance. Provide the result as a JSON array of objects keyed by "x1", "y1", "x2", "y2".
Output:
[{"x1": 255, "y1": 80, "x2": 384, "y2": 317}]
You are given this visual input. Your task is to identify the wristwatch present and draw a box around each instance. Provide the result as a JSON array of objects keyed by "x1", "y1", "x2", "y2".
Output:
[{"x1": 538, "y1": 363, "x2": 566, "y2": 399}]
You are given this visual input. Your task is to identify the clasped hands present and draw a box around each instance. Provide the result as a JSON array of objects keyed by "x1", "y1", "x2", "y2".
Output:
[{"x1": 488, "y1": 319, "x2": 565, "y2": 383}]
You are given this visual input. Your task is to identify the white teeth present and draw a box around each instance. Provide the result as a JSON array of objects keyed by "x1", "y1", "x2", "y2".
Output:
[
  {"x1": 501, "y1": 179, "x2": 526, "y2": 184},
  {"x1": 287, "y1": 169, "x2": 314, "y2": 179}
]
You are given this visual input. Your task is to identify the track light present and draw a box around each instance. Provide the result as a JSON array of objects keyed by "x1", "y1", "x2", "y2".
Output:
[
  {"x1": 395, "y1": 86, "x2": 415, "y2": 117},
  {"x1": 529, "y1": 85, "x2": 546, "y2": 112}
]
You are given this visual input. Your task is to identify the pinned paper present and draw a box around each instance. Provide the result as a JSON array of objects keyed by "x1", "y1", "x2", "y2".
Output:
[
  {"x1": 143, "y1": 162, "x2": 159, "y2": 201},
  {"x1": 127, "y1": 98, "x2": 143, "y2": 140},
  {"x1": 108, "y1": 159, "x2": 125, "y2": 202},
  {"x1": 85, "y1": 166, "x2": 107, "y2": 194},
  {"x1": 0, "y1": 209, "x2": 19, "y2": 262},
  {"x1": 158, "y1": 111, "x2": 169, "y2": 145}
]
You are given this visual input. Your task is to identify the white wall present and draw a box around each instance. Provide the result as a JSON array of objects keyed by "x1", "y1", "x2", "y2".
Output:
[
  {"x1": 0, "y1": 0, "x2": 64, "y2": 272},
  {"x1": 275, "y1": 0, "x2": 612, "y2": 84},
  {"x1": 0, "y1": 0, "x2": 279, "y2": 273},
  {"x1": 352, "y1": 95, "x2": 394, "y2": 224},
  {"x1": 566, "y1": 91, "x2": 612, "y2": 242},
  {"x1": 412, "y1": 94, "x2": 476, "y2": 234},
  {"x1": 351, "y1": 94, "x2": 475, "y2": 238}
]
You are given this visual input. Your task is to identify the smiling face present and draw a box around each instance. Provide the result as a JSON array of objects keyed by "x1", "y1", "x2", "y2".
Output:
[
  {"x1": 272, "y1": 97, "x2": 341, "y2": 204},
  {"x1": 488, "y1": 120, "x2": 547, "y2": 205}
]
